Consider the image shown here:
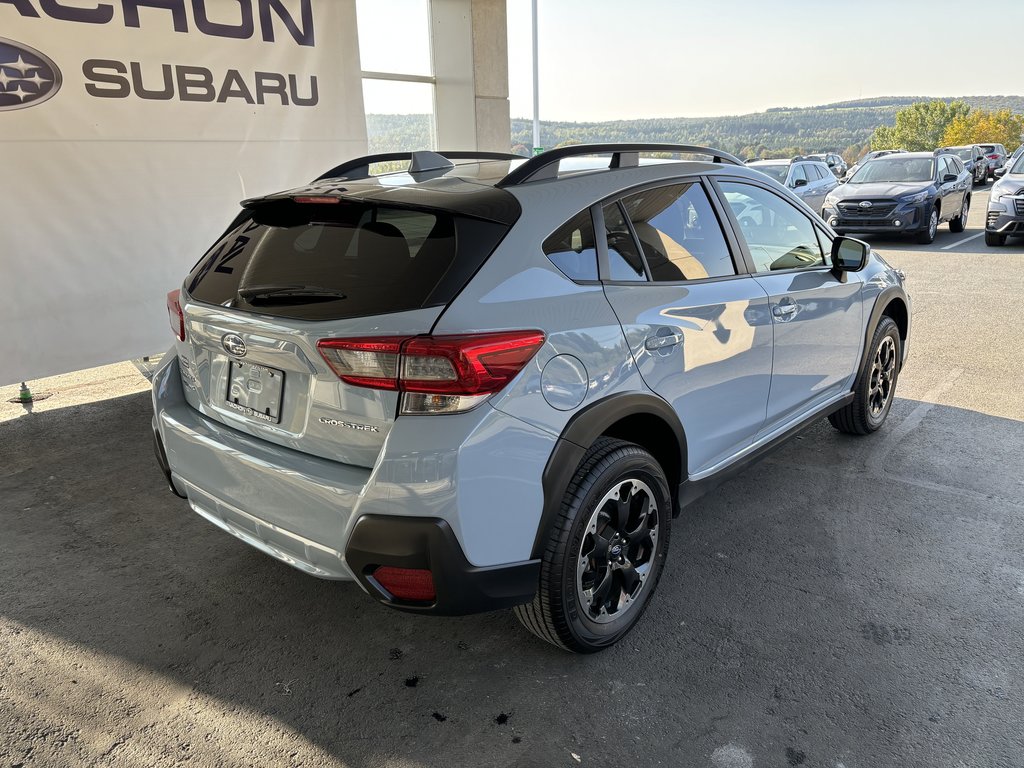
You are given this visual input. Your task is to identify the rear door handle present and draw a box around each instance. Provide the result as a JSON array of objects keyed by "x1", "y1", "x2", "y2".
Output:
[{"x1": 645, "y1": 333, "x2": 684, "y2": 350}]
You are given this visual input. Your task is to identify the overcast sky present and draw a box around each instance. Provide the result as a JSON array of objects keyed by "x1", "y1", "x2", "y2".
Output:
[{"x1": 357, "y1": 0, "x2": 1024, "y2": 120}]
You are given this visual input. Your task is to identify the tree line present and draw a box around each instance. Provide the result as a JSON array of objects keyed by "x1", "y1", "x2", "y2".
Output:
[{"x1": 365, "y1": 95, "x2": 1024, "y2": 161}]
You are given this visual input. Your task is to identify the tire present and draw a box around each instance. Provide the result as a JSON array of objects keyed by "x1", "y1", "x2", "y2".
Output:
[
  {"x1": 985, "y1": 231, "x2": 1006, "y2": 247},
  {"x1": 975, "y1": 170, "x2": 987, "y2": 187},
  {"x1": 949, "y1": 196, "x2": 969, "y2": 233},
  {"x1": 829, "y1": 316, "x2": 901, "y2": 435},
  {"x1": 916, "y1": 207, "x2": 939, "y2": 244},
  {"x1": 514, "y1": 437, "x2": 671, "y2": 653}
]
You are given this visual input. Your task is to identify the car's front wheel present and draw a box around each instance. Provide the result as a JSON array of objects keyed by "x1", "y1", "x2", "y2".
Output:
[
  {"x1": 916, "y1": 207, "x2": 939, "y2": 244},
  {"x1": 829, "y1": 316, "x2": 901, "y2": 435},
  {"x1": 949, "y1": 196, "x2": 969, "y2": 233},
  {"x1": 514, "y1": 438, "x2": 671, "y2": 653}
]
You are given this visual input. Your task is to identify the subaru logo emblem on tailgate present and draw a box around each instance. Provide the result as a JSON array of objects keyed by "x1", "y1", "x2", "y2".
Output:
[
  {"x1": 222, "y1": 334, "x2": 246, "y2": 357},
  {"x1": 0, "y1": 38, "x2": 62, "y2": 112},
  {"x1": 859, "y1": 201, "x2": 873, "y2": 209}
]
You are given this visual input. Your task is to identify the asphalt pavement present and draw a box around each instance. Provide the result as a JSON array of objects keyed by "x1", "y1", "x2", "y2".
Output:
[{"x1": 1, "y1": 188, "x2": 1022, "y2": 768}]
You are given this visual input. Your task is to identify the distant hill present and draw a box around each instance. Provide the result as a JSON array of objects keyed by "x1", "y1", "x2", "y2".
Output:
[{"x1": 367, "y1": 95, "x2": 1024, "y2": 156}]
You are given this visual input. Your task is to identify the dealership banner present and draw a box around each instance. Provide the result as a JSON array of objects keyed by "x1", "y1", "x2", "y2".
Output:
[{"x1": 0, "y1": 0, "x2": 368, "y2": 383}]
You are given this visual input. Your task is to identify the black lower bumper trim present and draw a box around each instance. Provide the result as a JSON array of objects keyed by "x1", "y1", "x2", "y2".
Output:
[
  {"x1": 153, "y1": 429, "x2": 186, "y2": 499},
  {"x1": 345, "y1": 515, "x2": 540, "y2": 616}
]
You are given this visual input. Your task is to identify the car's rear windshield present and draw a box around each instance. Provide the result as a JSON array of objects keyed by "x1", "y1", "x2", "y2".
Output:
[
  {"x1": 950, "y1": 148, "x2": 974, "y2": 161},
  {"x1": 184, "y1": 200, "x2": 511, "y2": 321},
  {"x1": 980, "y1": 145, "x2": 997, "y2": 154},
  {"x1": 750, "y1": 164, "x2": 788, "y2": 183},
  {"x1": 849, "y1": 158, "x2": 934, "y2": 184}
]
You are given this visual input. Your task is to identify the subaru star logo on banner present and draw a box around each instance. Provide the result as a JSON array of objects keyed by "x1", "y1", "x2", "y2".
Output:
[
  {"x1": 0, "y1": 1, "x2": 369, "y2": 383},
  {"x1": 0, "y1": 38, "x2": 62, "y2": 111}
]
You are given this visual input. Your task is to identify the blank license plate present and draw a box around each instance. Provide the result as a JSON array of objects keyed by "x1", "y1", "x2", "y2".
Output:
[{"x1": 225, "y1": 361, "x2": 284, "y2": 423}]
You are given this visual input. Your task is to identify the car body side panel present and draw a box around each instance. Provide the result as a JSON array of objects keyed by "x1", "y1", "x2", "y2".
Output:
[
  {"x1": 602, "y1": 278, "x2": 774, "y2": 475},
  {"x1": 435, "y1": 175, "x2": 666, "y2": 439},
  {"x1": 753, "y1": 268, "x2": 864, "y2": 431}
]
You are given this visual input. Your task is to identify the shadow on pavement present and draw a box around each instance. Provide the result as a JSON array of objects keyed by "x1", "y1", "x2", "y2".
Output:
[{"x1": 1, "y1": 391, "x2": 1022, "y2": 767}]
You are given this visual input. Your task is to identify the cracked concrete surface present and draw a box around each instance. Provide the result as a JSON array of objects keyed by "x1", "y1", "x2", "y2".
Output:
[{"x1": 1, "y1": 193, "x2": 1022, "y2": 767}]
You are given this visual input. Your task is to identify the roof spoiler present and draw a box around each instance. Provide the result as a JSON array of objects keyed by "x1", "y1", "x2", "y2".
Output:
[{"x1": 495, "y1": 143, "x2": 743, "y2": 187}]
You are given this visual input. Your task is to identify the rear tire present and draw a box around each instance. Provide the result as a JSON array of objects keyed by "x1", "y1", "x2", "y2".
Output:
[
  {"x1": 949, "y1": 196, "x2": 969, "y2": 233},
  {"x1": 916, "y1": 207, "x2": 939, "y2": 244},
  {"x1": 514, "y1": 437, "x2": 671, "y2": 653},
  {"x1": 985, "y1": 231, "x2": 1006, "y2": 247},
  {"x1": 829, "y1": 316, "x2": 901, "y2": 435}
]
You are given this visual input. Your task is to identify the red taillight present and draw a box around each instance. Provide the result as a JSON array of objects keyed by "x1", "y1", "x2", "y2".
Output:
[
  {"x1": 987, "y1": 154, "x2": 999, "y2": 160},
  {"x1": 372, "y1": 566, "x2": 435, "y2": 602},
  {"x1": 317, "y1": 331, "x2": 545, "y2": 414},
  {"x1": 167, "y1": 289, "x2": 185, "y2": 341}
]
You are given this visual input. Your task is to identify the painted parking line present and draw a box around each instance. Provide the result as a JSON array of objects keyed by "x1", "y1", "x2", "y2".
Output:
[{"x1": 940, "y1": 232, "x2": 985, "y2": 251}]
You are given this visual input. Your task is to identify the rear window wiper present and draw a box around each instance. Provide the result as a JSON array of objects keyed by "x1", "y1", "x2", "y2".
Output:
[{"x1": 238, "y1": 284, "x2": 347, "y2": 302}]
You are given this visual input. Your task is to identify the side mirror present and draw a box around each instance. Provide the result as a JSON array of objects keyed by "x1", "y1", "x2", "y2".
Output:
[
  {"x1": 827, "y1": 161, "x2": 836, "y2": 167},
  {"x1": 995, "y1": 167, "x2": 1007, "y2": 178},
  {"x1": 839, "y1": 177, "x2": 848, "y2": 184},
  {"x1": 793, "y1": 178, "x2": 809, "y2": 188},
  {"x1": 831, "y1": 236, "x2": 869, "y2": 272},
  {"x1": 942, "y1": 173, "x2": 958, "y2": 183}
]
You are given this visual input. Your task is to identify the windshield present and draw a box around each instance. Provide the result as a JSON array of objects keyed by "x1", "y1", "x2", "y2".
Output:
[
  {"x1": 750, "y1": 164, "x2": 789, "y2": 183},
  {"x1": 1012, "y1": 155, "x2": 1024, "y2": 174},
  {"x1": 849, "y1": 157, "x2": 934, "y2": 184},
  {"x1": 950, "y1": 148, "x2": 973, "y2": 161}
]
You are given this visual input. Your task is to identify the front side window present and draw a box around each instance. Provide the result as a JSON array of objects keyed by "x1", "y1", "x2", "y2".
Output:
[
  {"x1": 719, "y1": 182, "x2": 824, "y2": 272},
  {"x1": 543, "y1": 209, "x2": 599, "y2": 281},
  {"x1": 789, "y1": 164, "x2": 808, "y2": 185},
  {"x1": 602, "y1": 202, "x2": 646, "y2": 281},
  {"x1": 618, "y1": 182, "x2": 736, "y2": 282}
]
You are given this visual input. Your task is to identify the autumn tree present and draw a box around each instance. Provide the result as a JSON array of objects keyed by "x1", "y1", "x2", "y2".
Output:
[
  {"x1": 870, "y1": 100, "x2": 972, "y2": 151},
  {"x1": 942, "y1": 109, "x2": 1024, "y2": 149}
]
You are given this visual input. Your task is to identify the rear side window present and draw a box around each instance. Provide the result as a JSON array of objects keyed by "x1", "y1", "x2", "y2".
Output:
[
  {"x1": 602, "y1": 202, "x2": 646, "y2": 281},
  {"x1": 619, "y1": 182, "x2": 736, "y2": 281},
  {"x1": 543, "y1": 210, "x2": 598, "y2": 281},
  {"x1": 185, "y1": 201, "x2": 510, "y2": 321}
]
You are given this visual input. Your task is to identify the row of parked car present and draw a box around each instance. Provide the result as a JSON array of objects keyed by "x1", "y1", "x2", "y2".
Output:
[{"x1": 746, "y1": 143, "x2": 1024, "y2": 246}]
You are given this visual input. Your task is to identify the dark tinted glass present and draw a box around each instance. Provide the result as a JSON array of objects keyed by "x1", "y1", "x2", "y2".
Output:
[
  {"x1": 543, "y1": 209, "x2": 599, "y2": 281},
  {"x1": 619, "y1": 183, "x2": 735, "y2": 281},
  {"x1": 602, "y1": 202, "x2": 646, "y2": 281},
  {"x1": 186, "y1": 201, "x2": 509, "y2": 320}
]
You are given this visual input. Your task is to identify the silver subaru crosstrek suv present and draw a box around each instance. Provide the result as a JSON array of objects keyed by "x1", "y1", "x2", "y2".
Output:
[{"x1": 153, "y1": 144, "x2": 911, "y2": 652}]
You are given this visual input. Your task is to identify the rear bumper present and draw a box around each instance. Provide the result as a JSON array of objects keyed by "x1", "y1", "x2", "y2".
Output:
[
  {"x1": 346, "y1": 516, "x2": 539, "y2": 615},
  {"x1": 151, "y1": 353, "x2": 553, "y2": 611}
]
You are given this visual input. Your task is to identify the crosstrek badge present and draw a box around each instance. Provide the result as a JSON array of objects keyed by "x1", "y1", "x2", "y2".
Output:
[{"x1": 0, "y1": 38, "x2": 62, "y2": 111}]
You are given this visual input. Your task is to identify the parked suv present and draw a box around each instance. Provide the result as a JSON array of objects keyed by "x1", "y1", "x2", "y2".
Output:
[
  {"x1": 152, "y1": 144, "x2": 911, "y2": 652},
  {"x1": 985, "y1": 152, "x2": 1024, "y2": 246},
  {"x1": 979, "y1": 143, "x2": 1008, "y2": 178},
  {"x1": 822, "y1": 151, "x2": 972, "y2": 243},
  {"x1": 938, "y1": 145, "x2": 988, "y2": 186},
  {"x1": 806, "y1": 152, "x2": 848, "y2": 178},
  {"x1": 746, "y1": 156, "x2": 838, "y2": 211}
]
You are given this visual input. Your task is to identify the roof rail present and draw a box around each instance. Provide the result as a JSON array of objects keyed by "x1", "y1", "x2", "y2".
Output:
[
  {"x1": 314, "y1": 150, "x2": 524, "y2": 182},
  {"x1": 495, "y1": 143, "x2": 743, "y2": 187}
]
